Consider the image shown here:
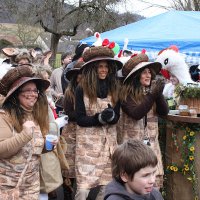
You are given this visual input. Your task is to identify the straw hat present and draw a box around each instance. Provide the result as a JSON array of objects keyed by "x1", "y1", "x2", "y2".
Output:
[
  {"x1": 82, "y1": 46, "x2": 123, "y2": 70},
  {"x1": 123, "y1": 53, "x2": 162, "y2": 82},
  {"x1": 0, "y1": 65, "x2": 50, "y2": 104}
]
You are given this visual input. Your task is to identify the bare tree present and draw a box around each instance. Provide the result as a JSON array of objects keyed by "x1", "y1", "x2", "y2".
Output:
[
  {"x1": 33, "y1": 0, "x2": 127, "y2": 58},
  {"x1": 16, "y1": 23, "x2": 43, "y2": 47},
  {"x1": 168, "y1": 0, "x2": 200, "y2": 11},
  {"x1": 135, "y1": 0, "x2": 200, "y2": 11},
  {"x1": 0, "y1": 22, "x2": 42, "y2": 48},
  {"x1": 1, "y1": 0, "x2": 143, "y2": 57}
]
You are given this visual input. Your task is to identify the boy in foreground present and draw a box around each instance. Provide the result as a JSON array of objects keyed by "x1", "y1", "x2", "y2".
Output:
[{"x1": 104, "y1": 140, "x2": 164, "y2": 200}]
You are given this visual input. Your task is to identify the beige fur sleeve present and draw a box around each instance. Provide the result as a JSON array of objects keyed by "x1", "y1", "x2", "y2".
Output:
[{"x1": 0, "y1": 111, "x2": 32, "y2": 159}]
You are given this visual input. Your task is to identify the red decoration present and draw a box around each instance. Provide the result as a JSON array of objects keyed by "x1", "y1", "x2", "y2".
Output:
[
  {"x1": 95, "y1": 32, "x2": 100, "y2": 38},
  {"x1": 169, "y1": 45, "x2": 179, "y2": 52},
  {"x1": 118, "y1": 50, "x2": 123, "y2": 58},
  {"x1": 141, "y1": 49, "x2": 146, "y2": 54},
  {"x1": 161, "y1": 69, "x2": 170, "y2": 79},
  {"x1": 108, "y1": 42, "x2": 115, "y2": 49},
  {"x1": 102, "y1": 39, "x2": 110, "y2": 46},
  {"x1": 52, "y1": 108, "x2": 58, "y2": 119}
]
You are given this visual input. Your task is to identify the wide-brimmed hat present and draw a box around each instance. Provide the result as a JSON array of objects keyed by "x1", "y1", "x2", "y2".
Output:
[
  {"x1": 0, "y1": 65, "x2": 50, "y2": 104},
  {"x1": 65, "y1": 61, "x2": 84, "y2": 81},
  {"x1": 123, "y1": 53, "x2": 162, "y2": 83},
  {"x1": 82, "y1": 46, "x2": 123, "y2": 71}
]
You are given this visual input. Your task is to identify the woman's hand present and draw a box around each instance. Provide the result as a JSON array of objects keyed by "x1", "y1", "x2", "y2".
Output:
[
  {"x1": 151, "y1": 79, "x2": 165, "y2": 97},
  {"x1": 22, "y1": 120, "x2": 35, "y2": 137}
]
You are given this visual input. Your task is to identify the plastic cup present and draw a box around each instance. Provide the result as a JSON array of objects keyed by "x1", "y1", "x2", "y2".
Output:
[{"x1": 45, "y1": 134, "x2": 58, "y2": 150}]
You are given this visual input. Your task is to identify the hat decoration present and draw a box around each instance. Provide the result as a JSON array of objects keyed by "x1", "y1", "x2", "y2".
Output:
[
  {"x1": 92, "y1": 32, "x2": 103, "y2": 47},
  {"x1": 122, "y1": 38, "x2": 135, "y2": 57},
  {"x1": 102, "y1": 39, "x2": 120, "y2": 55},
  {"x1": 92, "y1": 32, "x2": 120, "y2": 55},
  {"x1": 82, "y1": 33, "x2": 123, "y2": 70},
  {"x1": 115, "y1": 38, "x2": 136, "y2": 66}
]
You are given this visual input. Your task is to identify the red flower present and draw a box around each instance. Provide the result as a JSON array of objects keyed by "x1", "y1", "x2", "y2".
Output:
[{"x1": 108, "y1": 42, "x2": 115, "y2": 49}]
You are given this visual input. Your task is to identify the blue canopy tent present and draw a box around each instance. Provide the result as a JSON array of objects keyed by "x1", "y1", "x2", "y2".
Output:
[{"x1": 81, "y1": 11, "x2": 200, "y2": 64}]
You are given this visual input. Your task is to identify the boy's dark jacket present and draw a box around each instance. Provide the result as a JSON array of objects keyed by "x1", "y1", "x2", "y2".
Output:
[{"x1": 104, "y1": 180, "x2": 164, "y2": 200}]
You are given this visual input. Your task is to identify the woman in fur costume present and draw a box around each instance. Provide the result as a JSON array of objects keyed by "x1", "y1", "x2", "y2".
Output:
[
  {"x1": 61, "y1": 61, "x2": 83, "y2": 199},
  {"x1": 119, "y1": 53, "x2": 169, "y2": 189},
  {"x1": 0, "y1": 65, "x2": 50, "y2": 199},
  {"x1": 74, "y1": 46, "x2": 122, "y2": 200}
]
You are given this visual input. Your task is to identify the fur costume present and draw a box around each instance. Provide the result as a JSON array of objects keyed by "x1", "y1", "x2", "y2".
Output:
[{"x1": 156, "y1": 46, "x2": 194, "y2": 84}]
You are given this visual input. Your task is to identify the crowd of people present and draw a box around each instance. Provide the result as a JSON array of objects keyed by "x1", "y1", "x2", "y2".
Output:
[{"x1": 1, "y1": 40, "x2": 197, "y2": 200}]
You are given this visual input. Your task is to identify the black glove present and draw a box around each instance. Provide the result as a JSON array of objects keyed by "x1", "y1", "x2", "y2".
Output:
[
  {"x1": 150, "y1": 79, "x2": 165, "y2": 98},
  {"x1": 98, "y1": 104, "x2": 115, "y2": 124}
]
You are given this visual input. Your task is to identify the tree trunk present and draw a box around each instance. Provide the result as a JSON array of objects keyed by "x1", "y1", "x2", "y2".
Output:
[{"x1": 50, "y1": 33, "x2": 61, "y2": 60}]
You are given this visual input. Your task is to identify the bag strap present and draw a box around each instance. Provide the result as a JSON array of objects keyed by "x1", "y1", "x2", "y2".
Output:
[{"x1": 15, "y1": 127, "x2": 34, "y2": 188}]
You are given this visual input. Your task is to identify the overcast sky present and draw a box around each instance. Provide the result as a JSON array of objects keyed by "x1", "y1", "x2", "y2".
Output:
[{"x1": 116, "y1": 0, "x2": 172, "y2": 17}]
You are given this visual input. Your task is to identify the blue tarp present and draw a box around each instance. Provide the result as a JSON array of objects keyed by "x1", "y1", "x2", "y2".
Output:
[{"x1": 81, "y1": 11, "x2": 200, "y2": 64}]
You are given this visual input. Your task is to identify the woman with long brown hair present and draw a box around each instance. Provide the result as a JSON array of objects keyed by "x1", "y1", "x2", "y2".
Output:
[
  {"x1": 119, "y1": 53, "x2": 169, "y2": 189},
  {"x1": 61, "y1": 61, "x2": 83, "y2": 199},
  {"x1": 0, "y1": 65, "x2": 50, "y2": 199},
  {"x1": 74, "y1": 46, "x2": 122, "y2": 200}
]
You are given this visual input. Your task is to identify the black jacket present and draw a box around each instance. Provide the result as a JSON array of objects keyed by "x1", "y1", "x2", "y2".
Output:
[{"x1": 75, "y1": 79, "x2": 120, "y2": 127}]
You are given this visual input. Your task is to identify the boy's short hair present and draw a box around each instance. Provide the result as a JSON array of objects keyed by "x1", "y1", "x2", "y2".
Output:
[
  {"x1": 61, "y1": 52, "x2": 72, "y2": 61},
  {"x1": 111, "y1": 139, "x2": 158, "y2": 182}
]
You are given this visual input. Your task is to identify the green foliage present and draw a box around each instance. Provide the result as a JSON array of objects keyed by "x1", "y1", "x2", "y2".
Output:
[
  {"x1": 54, "y1": 53, "x2": 62, "y2": 68},
  {"x1": 166, "y1": 123, "x2": 200, "y2": 200},
  {"x1": 175, "y1": 84, "x2": 200, "y2": 99}
]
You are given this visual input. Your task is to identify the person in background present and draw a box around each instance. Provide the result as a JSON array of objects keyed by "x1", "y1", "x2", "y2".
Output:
[
  {"x1": 120, "y1": 53, "x2": 169, "y2": 190},
  {"x1": 34, "y1": 65, "x2": 67, "y2": 200},
  {"x1": 0, "y1": 65, "x2": 50, "y2": 199},
  {"x1": 50, "y1": 52, "x2": 72, "y2": 113},
  {"x1": 34, "y1": 65, "x2": 57, "y2": 119},
  {"x1": 162, "y1": 72, "x2": 180, "y2": 109},
  {"x1": 62, "y1": 61, "x2": 84, "y2": 200},
  {"x1": 61, "y1": 42, "x2": 89, "y2": 93},
  {"x1": 189, "y1": 64, "x2": 200, "y2": 82},
  {"x1": 75, "y1": 45, "x2": 122, "y2": 200},
  {"x1": 104, "y1": 139, "x2": 164, "y2": 200},
  {"x1": 1, "y1": 47, "x2": 32, "y2": 67}
]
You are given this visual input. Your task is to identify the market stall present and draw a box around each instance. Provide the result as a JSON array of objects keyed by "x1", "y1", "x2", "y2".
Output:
[{"x1": 163, "y1": 114, "x2": 200, "y2": 200}]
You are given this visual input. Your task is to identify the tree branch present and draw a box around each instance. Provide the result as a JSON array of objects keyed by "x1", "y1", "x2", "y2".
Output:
[
  {"x1": 59, "y1": 24, "x2": 79, "y2": 36},
  {"x1": 58, "y1": 3, "x2": 99, "y2": 23},
  {"x1": 39, "y1": 19, "x2": 60, "y2": 36}
]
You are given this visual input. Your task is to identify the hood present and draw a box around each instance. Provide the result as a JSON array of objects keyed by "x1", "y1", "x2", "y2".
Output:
[
  {"x1": 104, "y1": 180, "x2": 151, "y2": 200},
  {"x1": 104, "y1": 180, "x2": 163, "y2": 200}
]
